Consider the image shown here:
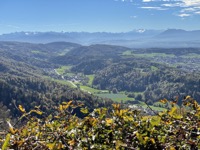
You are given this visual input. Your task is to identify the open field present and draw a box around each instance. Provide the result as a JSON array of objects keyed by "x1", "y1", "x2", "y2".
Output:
[
  {"x1": 139, "y1": 102, "x2": 167, "y2": 111},
  {"x1": 86, "y1": 75, "x2": 95, "y2": 86},
  {"x1": 56, "y1": 66, "x2": 72, "y2": 75},
  {"x1": 96, "y1": 93, "x2": 134, "y2": 102},
  {"x1": 80, "y1": 85, "x2": 104, "y2": 93}
]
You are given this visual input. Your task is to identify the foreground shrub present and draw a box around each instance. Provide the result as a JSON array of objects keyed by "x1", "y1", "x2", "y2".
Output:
[{"x1": 1, "y1": 96, "x2": 200, "y2": 150}]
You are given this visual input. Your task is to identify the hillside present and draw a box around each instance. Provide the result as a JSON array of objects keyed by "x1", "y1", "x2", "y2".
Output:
[
  {"x1": 51, "y1": 44, "x2": 129, "y2": 65},
  {"x1": 0, "y1": 41, "x2": 200, "y2": 119},
  {"x1": 52, "y1": 45, "x2": 200, "y2": 104},
  {"x1": 0, "y1": 41, "x2": 113, "y2": 120}
]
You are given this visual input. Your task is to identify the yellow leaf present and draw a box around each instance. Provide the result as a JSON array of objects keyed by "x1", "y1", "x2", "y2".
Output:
[
  {"x1": 168, "y1": 106, "x2": 177, "y2": 116},
  {"x1": 18, "y1": 105, "x2": 26, "y2": 113},
  {"x1": 30, "y1": 110, "x2": 43, "y2": 115},
  {"x1": 165, "y1": 120, "x2": 172, "y2": 125},
  {"x1": 34, "y1": 105, "x2": 41, "y2": 109},
  {"x1": 46, "y1": 142, "x2": 56, "y2": 150},
  {"x1": 7, "y1": 121, "x2": 17, "y2": 134},
  {"x1": 193, "y1": 101, "x2": 199, "y2": 110},
  {"x1": 68, "y1": 140, "x2": 75, "y2": 146},
  {"x1": 169, "y1": 146, "x2": 176, "y2": 150},
  {"x1": 123, "y1": 116, "x2": 133, "y2": 122},
  {"x1": 57, "y1": 142, "x2": 63, "y2": 149},
  {"x1": 59, "y1": 105, "x2": 63, "y2": 111},
  {"x1": 80, "y1": 108, "x2": 89, "y2": 114},
  {"x1": 62, "y1": 102, "x2": 68, "y2": 105},
  {"x1": 160, "y1": 98, "x2": 168, "y2": 104},
  {"x1": 105, "y1": 118, "x2": 113, "y2": 126},
  {"x1": 172, "y1": 114, "x2": 183, "y2": 119},
  {"x1": 54, "y1": 116, "x2": 60, "y2": 119},
  {"x1": 17, "y1": 140, "x2": 24, "y2": 147},
  {"x1": 89, "y1": 118, "x2": 98, "y2": 126},
  {"x1": 185, "y1": 95, "x2": 191, "y2": 100},
  {"x1": 150, "y1": 138, "x2": 155, "y2": 144},
  {"x1": 150, "y1": 116, "x2": 161, "y2": 126},
  {"x1": 119, "y1": 110, "x2": 123, "y2": 116},
  {"x1": 112, "y1": 104, "x2": 120, "y2": 110},
  {"x1": 115, "y1": 140, "x2": 127, "y2": 149},
  {"x1": 9, "y1": 127, "x2": 18, "y2": 134},
  {"x1": 143, "y1": 137, "x2": 149, "y2": 144},
  {"x1": 62, "y1": 100, "x2": 73, "y2": 110}
]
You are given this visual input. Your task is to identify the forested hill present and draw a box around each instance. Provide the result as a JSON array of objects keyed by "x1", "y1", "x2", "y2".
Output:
[
  {"x1": 0, "y1": 41, "x2": 81, "y2": 68},
  {"x1": 0, "y1": 41, "x2": 113, "y2": 121},
  {"x1": 1, "y1": 41, "x2": 200, "y2": 121},
  {"x1": 51, "y1": 45, "x2": 200, "y2": 104},
  {"x1": 50, "y1": 44, "x2": 129, "y2": 65}
]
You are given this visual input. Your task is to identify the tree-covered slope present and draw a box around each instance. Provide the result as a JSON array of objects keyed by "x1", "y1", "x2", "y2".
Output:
[{"x1": 50, "y1": 44, "x2": 129, "y2": 65}]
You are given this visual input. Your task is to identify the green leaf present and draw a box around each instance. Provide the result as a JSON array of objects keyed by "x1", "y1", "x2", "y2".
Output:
[
  {"x1": 116, "y1": 140, "x2": 127, "y2": 149},
  {"x1": 80, "y1": 108, "x2": 89, "y2": 114},
  {"x1": 150, "y1": 116, "x2": 161, "y2": 126},
  {"x1": 168, "y1": 106, "x2": 177, "y2": 116},
  {"x1": 2, "y1": 133, "x2": 10, "y2": 150},
  {"x1": 46, "y1": 141, "x2": 57, "y2": 150}
]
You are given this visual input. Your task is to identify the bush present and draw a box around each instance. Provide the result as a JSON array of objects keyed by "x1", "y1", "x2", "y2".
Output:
[{"x1": 1, "y1": 96, "x2": 200, "y2": 150}]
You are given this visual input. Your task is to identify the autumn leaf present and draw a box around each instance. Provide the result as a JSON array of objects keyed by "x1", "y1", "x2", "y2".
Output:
[
  {"x1": 105, "y1": 118, "x2": 113, "y2": 126},
  {"x1": 160, "y1": 98, "x2": 168, "y2": 104},
  {"x1": 185, "y1": 95, "x2": 191, "y2": 100},
  {"x1": 80, "y1": 107, "x2": 89, "y2": 114},
  {"x1": 112, "y1": 103, "x2": 120, "y2": 110},
  {"x1": 168, "y1": 106, "x2": 177, "y2": 116},
  {"x1": 68, "y1": 140, "x2": 75, "y2": 146},
  {"x1": 18, "y1": 105, "x2": 26, "y2": 113},
  {"x1": 150, "y1": 138, "x2": 155, "y2": 144},
  {"x1": 62, "y1": 100, "x2": 73, "y2": 110},
  {"x1": 29, "y1": 110, "x2": 43, "y2": 115},
  {"x1": 7, "y1": 121, "x2": 17, "y2": 134}
]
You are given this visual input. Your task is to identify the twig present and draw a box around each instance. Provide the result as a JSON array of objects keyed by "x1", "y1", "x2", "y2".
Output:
[{"x1": 144, "y1": 101, "x2": 161, "y2": 117}]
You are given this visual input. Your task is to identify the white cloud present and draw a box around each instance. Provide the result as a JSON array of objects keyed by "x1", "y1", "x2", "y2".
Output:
[
  {"x1": 181, "y1": 7, "x2": 197, "y2": 12},
  {"x1": 130, "y1": 15, "x2": 138, "y2": 18},
  {"x1": 161, "y1": 0, "x2": 200, "y2": 16},
  {"x1": 116, "y1": 0, "x2": 200, "y2": 17},
  {"x1": 143, "y1": 0, "x2": 154, "y2": 2},
  {"x1": 178, "y1": 13, "x2": 191, "y2": 17},
  {"x1": 140, "y1": 6, "x2": 168, "y2": 10},
  {"x1": 137, "y1": 29, "x2": 146, "y2": 33},
  {"x1": 162, "y1": 3, "x2": 184, "y2": 7},
  {"x1": 181, "y1": 0, "x2": 200, "y2": 7}
]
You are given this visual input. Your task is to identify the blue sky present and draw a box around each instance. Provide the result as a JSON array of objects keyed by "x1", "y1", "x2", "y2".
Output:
[{"x1": 0, "y1": 0, "x2": 200, "y2": 34}]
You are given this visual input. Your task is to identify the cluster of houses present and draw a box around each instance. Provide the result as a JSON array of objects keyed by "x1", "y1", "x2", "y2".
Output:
[{"x1": 153, "y1": 56, "x2": 200, "y2": 72}]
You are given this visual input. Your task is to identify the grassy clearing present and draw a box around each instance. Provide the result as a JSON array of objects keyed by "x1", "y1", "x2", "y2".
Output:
[
  {"x1": 96, "y1": 93, "x2": 134, "y2": 102},
  {"x1": 133, "y1": 53, "x2": 175, "y2": 58},
  {"x1": 151, "y1": 66, "x2": 159, "y2": 71},
  {"x1": 139, "y1": 102, "x2": 167, "y2": 111},
  {"x1": 56, "y1": 66, "x2": 72, "y2": 75},
  {"x1": 122, "y1": 50, "x2": 133, "y2": 56},
  {"x1": 58, "y1": 48, "x2": 71, "y2": 56},
  {"x1": 80, "y1": 85, "x2": 107, "y2": 93},
  {"x1": 86, "y1": 75, "x2": 95, "y2": 85},
  {"x1": 180, "y1": 53, "x2": 200, "y2": 58},
  {"x1": 31, "y1": 50, "x2": 46, "y2": 54},
  {"x1": 53, "y1": 79, "x2": 75, "y2": 87},
  {"x1": 42, "y1": 76, "x2": 74, "y2": 87}
]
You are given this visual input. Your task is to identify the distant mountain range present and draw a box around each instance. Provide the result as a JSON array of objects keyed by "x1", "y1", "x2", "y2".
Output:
[{"x1": 0, "y1": 29, "x2": 200, "y2": 48}]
